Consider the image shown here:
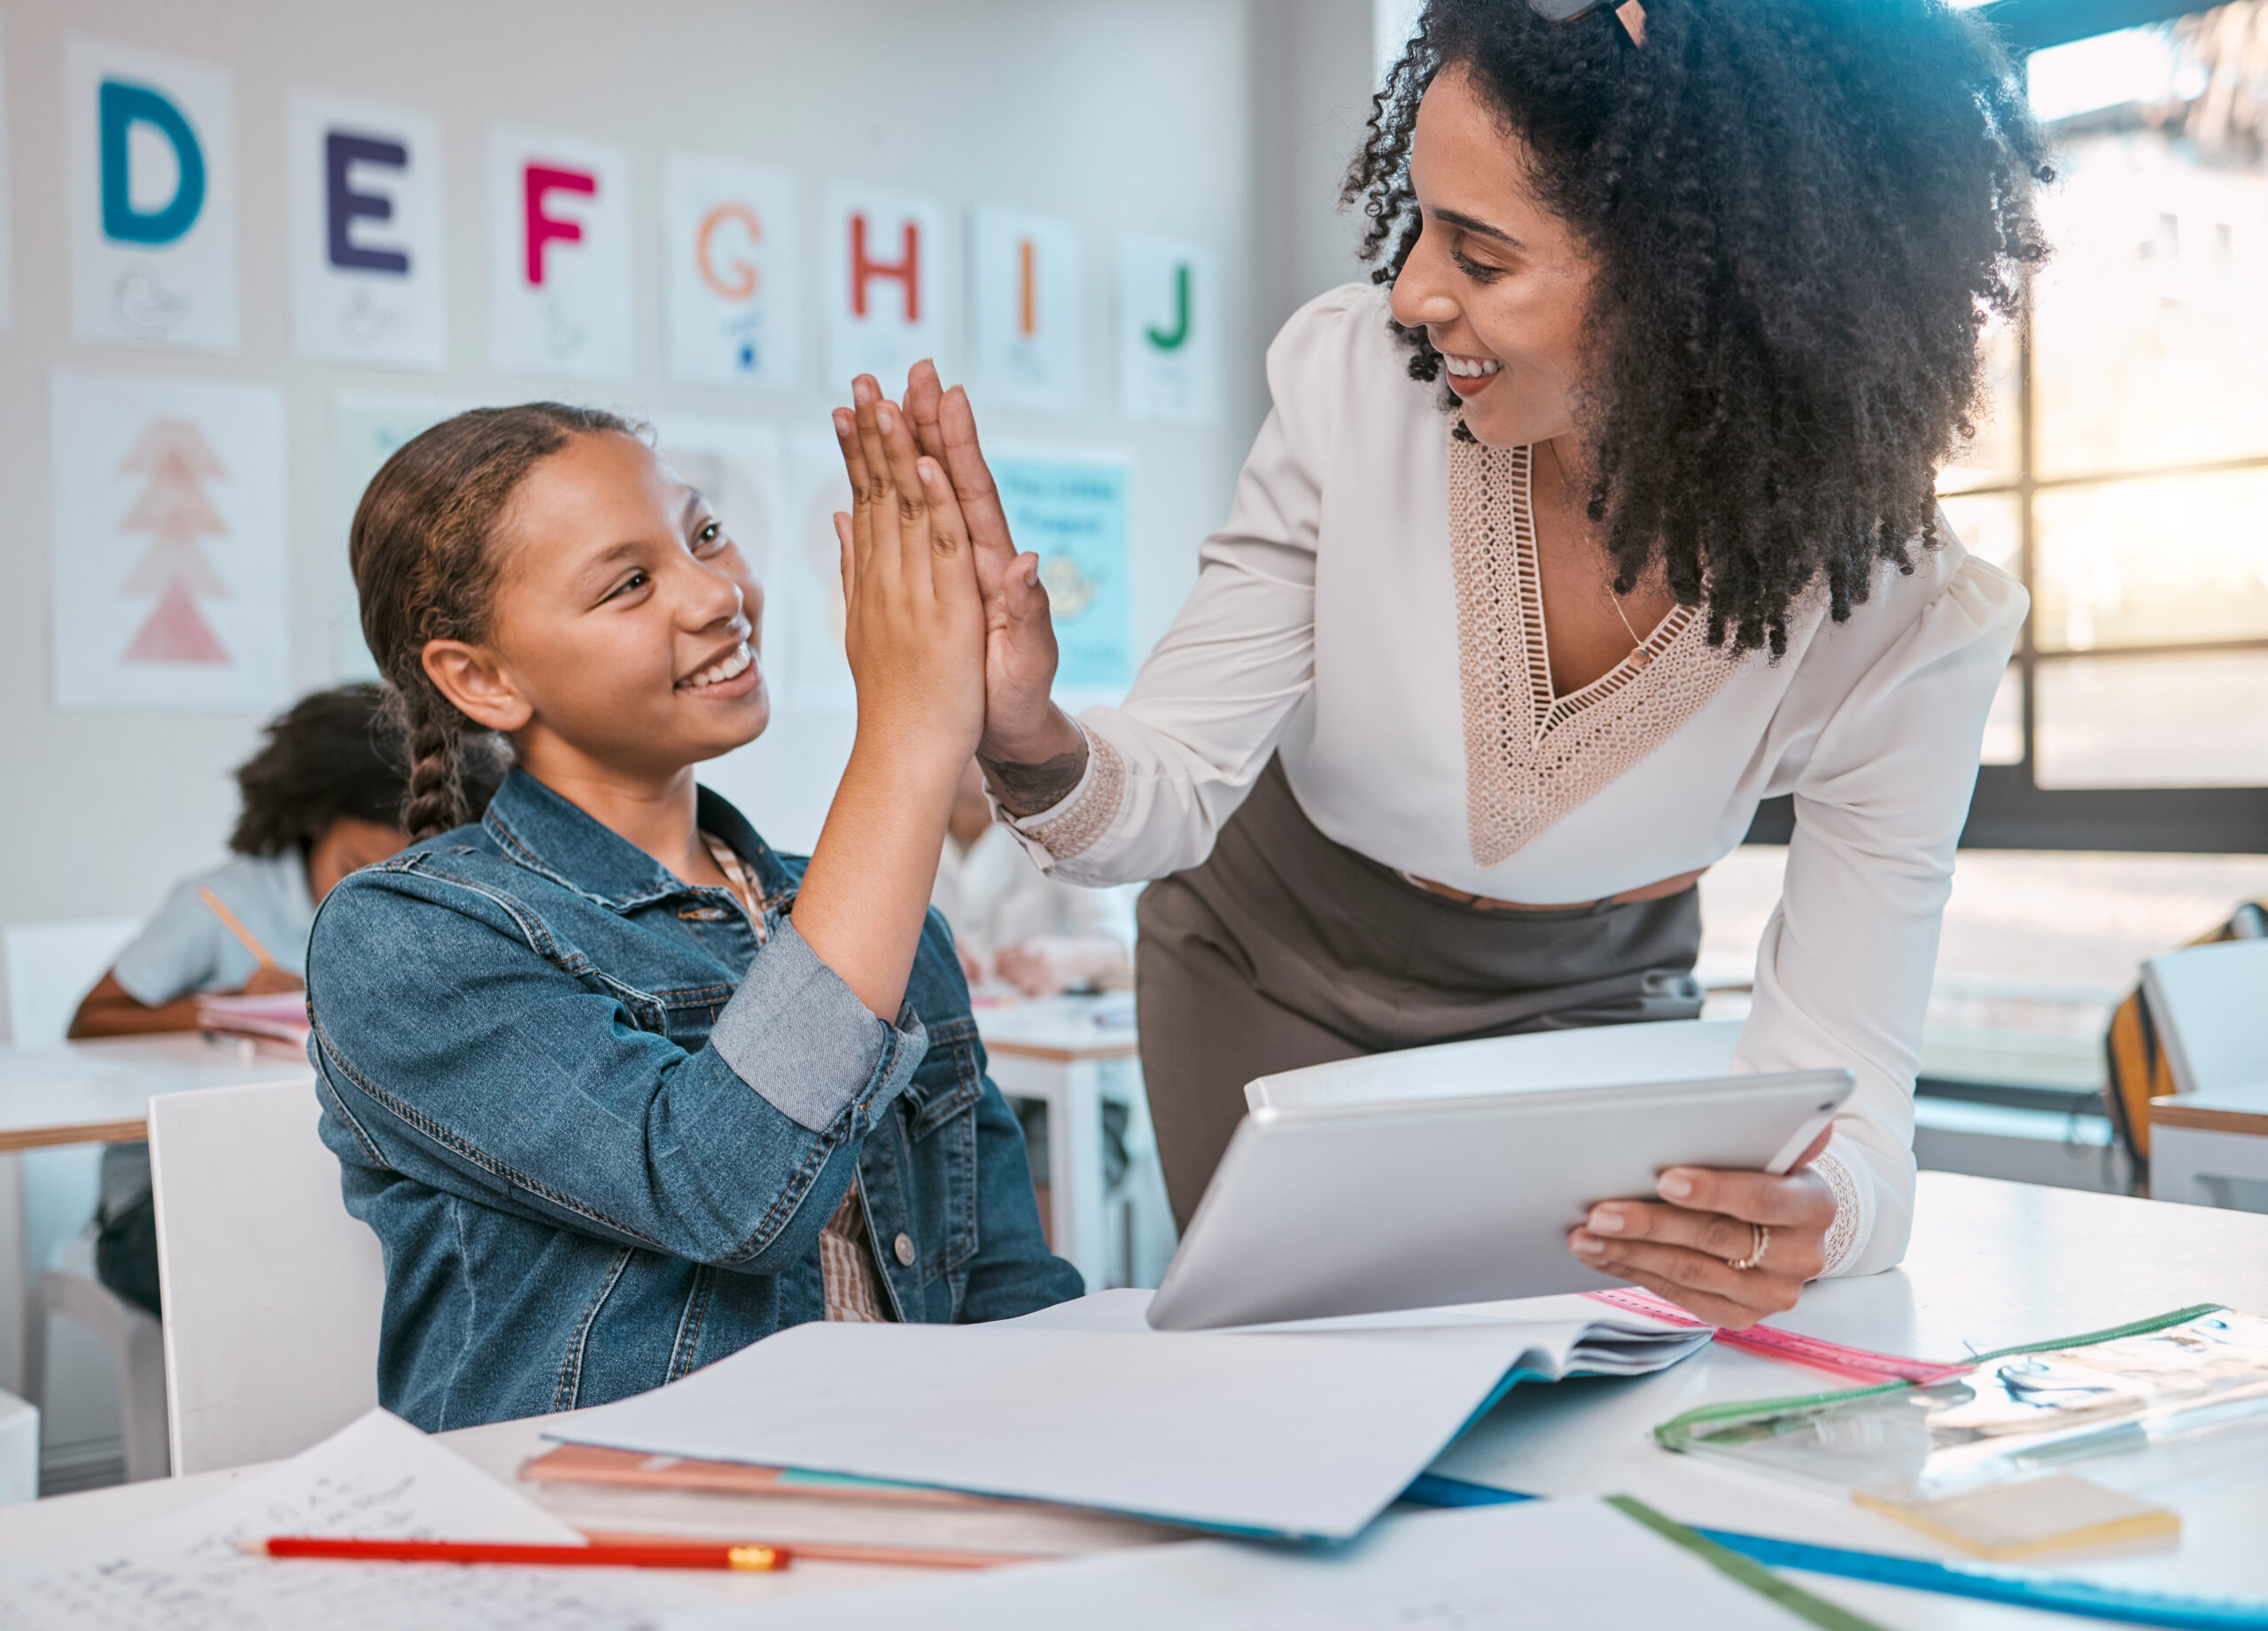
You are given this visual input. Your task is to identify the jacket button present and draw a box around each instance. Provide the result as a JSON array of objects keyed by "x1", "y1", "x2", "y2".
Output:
[{"x1": 892, "y1": 1232, "x2": 916, "y2": 1267}]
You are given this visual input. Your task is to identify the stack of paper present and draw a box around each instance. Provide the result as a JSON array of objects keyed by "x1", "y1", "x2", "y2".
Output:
[
  {"x1": 548, "y1": 1291, "x2": 1708, "y2": 1542},
  {"x1": 521, "y1": 1443, "x2": 1198, "y2": 1562}
]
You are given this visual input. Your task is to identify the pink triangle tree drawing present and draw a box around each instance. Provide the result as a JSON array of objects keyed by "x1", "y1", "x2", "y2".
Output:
[{"x1": 118, "y1": 417, "x2": 231, "y2": 664}]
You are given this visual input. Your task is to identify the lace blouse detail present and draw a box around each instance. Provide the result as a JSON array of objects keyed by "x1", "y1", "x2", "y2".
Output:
[
  {"x1": 1810, "y1": 1149, "x2": 1864, "y2": 1277},
  {"x1": 1447, "y1": 420, "x2": 1737, "y2": 868},
  {"x1": 1022, "y1": 724, "x2": 1126, "y2": 863}
]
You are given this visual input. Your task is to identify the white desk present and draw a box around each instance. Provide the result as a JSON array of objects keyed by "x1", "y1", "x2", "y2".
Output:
[
  {"x1": 2150, "y1": 1085, "x2": 2268, "y2": 1208},
  {"x1": 6, "y1": 1173, "x2": 2264, "y2": 1625},
  {"x1": 0, "y1": 1037, "x2": 314, "y2": 1395},
  {"x1": 974, "y1": 994, "x2": 1143, "y2": 1293}
]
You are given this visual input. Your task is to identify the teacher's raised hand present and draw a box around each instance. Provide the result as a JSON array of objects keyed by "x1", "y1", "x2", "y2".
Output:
[
  {"x1": 901, "y1": 361, "x2": 1088, "y2": 815},
  {"x1": 1568, "y1": 1129, "x2": 1838, "y2": 1330}
]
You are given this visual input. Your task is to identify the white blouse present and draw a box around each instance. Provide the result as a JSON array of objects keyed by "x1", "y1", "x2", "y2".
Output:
[{"x1": 1005, "y1": 283, "x2": 2027, "y2": 1278}]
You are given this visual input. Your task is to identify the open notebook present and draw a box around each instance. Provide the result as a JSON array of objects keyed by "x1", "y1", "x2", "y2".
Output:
[
  {"x1": 547, "y1": 1290, "x2": 1709, "y2": 1542},
  {"x1": 1010, "y1": 1286, "x2": 1710, "y2": 1376}
]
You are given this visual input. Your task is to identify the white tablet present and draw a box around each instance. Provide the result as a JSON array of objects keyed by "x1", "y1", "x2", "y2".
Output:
[{"x1": 1145, "y1": 1069, "x2": 1855, "y2": 1331}]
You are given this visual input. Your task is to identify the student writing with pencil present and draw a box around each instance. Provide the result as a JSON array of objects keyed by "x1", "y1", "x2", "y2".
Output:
[
  {"x1": 66, "y1": 685, "x2": 418, "y2": 1316},
  {"x1": 307, "y1": 400, "x2": 1078, "y2": 1431}
]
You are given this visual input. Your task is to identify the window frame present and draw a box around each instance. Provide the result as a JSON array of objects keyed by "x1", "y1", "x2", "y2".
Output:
[{"x1": 1752, "y1": 0, "x2": 2268, "y2": 853}]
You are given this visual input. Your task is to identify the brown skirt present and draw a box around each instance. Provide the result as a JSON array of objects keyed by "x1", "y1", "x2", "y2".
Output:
[{"x1": 1135, "y1": 757, "x2": 1705, "y2": 1227}]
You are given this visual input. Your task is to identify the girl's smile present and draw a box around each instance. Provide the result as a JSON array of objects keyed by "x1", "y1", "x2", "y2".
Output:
[{"x1": 677, "y1": 634, "x2": 760, "y2": 697}]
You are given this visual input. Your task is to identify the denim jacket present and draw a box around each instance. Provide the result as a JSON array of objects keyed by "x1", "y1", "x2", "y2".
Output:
[{"x1": 307, "y1": 770, "x2": 1082, "y2": 1430}]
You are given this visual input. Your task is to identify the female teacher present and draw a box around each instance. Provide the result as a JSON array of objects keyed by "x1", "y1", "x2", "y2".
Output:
[{"x1": 835, "y1": 0, "x2": 2046, "y2": 1328}]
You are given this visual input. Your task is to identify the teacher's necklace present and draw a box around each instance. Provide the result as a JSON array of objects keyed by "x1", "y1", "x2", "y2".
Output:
[{"x1": 1543, "y1": 439, "x2": 1651, "y2": 666}]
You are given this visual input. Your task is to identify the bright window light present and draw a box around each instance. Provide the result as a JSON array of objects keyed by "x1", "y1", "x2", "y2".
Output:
[{"x1": 2027, "y1": 26, "x2": 2181, "y2": 122}]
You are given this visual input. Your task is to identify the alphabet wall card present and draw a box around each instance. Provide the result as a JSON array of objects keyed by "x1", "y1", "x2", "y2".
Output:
[
  {"x1": 779, "y1": 423, "x2": 858, "y2": 714},
  {"x1": 488, "y1": 125, "x2": 632, "y2": 377},
  {"x1": 968, "y1": 207, "x2": 1084, "y2": 415},
  {"x1": 649, "y1": 416, "x2": 782, "y2": 595},
  {"x1": 827, "y1": 186, "x2": 947, "y2": 392},
  {"x1": 333, "y1": 394, "x2": 470, "y2": 679},
  {"x1": 1115, "y1": 234, "x2": 1222, "y2": 424},
  {"x1": 65, "y1": 37, "x2": 238, "y2": 351},
  {"x1": 289, "y1": 91, "x2": 446, "y2": 369},
  {"x1": 665, "y1": 153, "x2": 799, "y2": 390},
  {"x1": 989, "y1": 449, "x2": 1133, "y2": 693},
  {"x1": 51, "y1": 372, "x2": 288, "y2": 712}
]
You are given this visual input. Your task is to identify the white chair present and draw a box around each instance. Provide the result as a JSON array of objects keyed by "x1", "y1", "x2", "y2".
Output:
[
  {"x1": 1245, "y1": 1018, "x2": 1746, "y2": 1111},
  {"x1": 2141, "y1": 939, "x2": 2268, "y2": 1211},
  {"x1": 2141, "y1": 939, "x2": 2268, "y2": 1098},
  {"x1": 19, "y1": 1236, "x2": 168, "y2": 1483},
  {"x1": 4, "y1": 916, "x2": 164, "y2": 1485},
  {"x1": 148, "y1": 1080, "x2": 385, "y2": 1475}
]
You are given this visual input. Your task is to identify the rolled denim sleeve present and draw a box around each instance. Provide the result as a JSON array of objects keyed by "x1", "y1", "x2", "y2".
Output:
[
  {"x1": 708, "y1": 919, "x2": 927, "y2": 1133},
  {"x1": 307, "y1": 864, "x2": 921, "y2": 1276}
]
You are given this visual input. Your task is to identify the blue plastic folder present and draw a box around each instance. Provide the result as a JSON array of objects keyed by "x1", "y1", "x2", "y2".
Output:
[{"x1": 1401, "y1": 1474, "x2": 2268, "y2": 1630}]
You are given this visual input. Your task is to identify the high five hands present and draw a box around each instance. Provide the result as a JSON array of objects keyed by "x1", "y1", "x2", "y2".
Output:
[
  {"x1": 831, "y1": 365, "x2": 1090, "y2": 817},
  {"x1": 830, "y1": 363, "x2": 1837, "y2": 1329}
]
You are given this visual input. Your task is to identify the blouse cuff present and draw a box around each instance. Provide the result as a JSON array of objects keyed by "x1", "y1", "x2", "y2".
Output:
[
  {"x1": 1809, "y1": 1145, "x2": 1867, "y2": 1278},
  {"x1": 1002, "y1": 720, "x2": 1128, "y2": 865}
]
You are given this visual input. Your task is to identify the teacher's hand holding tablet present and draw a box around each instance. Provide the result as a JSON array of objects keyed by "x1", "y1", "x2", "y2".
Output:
[{"x1": 1571, "y1": 1128, "x2": 1837, "y2": 1329}]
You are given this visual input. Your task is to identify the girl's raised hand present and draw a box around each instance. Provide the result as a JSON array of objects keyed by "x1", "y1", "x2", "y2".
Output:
[
  {"x1": 830, "y1": 376, "x2": 985, "y2": 773},
  {"x1": 902, "y1": 361, "x2": 1061, "y2": 762}
]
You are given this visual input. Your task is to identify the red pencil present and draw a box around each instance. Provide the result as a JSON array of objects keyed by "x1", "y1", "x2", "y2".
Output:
[{"x1": 241, "y1": 1536, "x2": 790, "y2": 1572}]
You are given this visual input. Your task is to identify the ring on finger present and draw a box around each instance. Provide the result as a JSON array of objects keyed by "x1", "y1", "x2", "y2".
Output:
[{"x1": 1724, "y1": 1223, "x2": 1769, "y2": 1272}]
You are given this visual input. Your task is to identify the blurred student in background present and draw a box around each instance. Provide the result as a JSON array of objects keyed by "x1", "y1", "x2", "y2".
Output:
[
  {"x1": 69, "y1": 685, "x2": 415, "y2": 1040},
  {"x1": 66, "y1": 683, "x2": 417, "y2": 1314},
  {"x1": 933, "y1": 757, "x2": 1134, "y2": 997}
]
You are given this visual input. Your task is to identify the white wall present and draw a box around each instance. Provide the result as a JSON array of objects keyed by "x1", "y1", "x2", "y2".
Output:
[{"x1": 0, "y1": 0, "x2": 1374, "y2": 979}]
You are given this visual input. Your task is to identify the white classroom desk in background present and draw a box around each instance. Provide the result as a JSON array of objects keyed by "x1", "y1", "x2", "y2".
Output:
[
  {"x1": 0, "y1": 1036, "x2": 314, "y2": 1395},
  {"x1": 5, "y1": 1173, "x2": 2265, "y2": 1627},
  {"x1": 973, "y1": 992, "x2": 1144, "y2": 1293}
]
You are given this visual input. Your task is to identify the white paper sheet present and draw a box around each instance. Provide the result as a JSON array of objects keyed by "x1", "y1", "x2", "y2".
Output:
[
  {"x1": 661, "y1": 1499, "x2": 1835, "y2": 1630},
  {"x1": 549, "y1": 1321, "x2": 1524, "y2": 1541},
  {"x1": 0, "y1": 1410, "x2": 695, "y2": 1631}
]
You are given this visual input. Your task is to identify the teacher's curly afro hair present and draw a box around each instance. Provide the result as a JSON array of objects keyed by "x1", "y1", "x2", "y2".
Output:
[{"x1": 1348, "y1": 0, "x2": 2051, "y2": 656}]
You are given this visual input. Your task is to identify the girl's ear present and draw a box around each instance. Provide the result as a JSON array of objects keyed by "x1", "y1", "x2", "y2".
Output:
[{"x1": 421, "y1": 639, "x2": 533, "y2": 734}]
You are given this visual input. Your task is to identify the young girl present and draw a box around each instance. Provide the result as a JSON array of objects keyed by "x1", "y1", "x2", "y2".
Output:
[{"x1": 308, "y1": 389, "x2": 1079, "y2": 1431}]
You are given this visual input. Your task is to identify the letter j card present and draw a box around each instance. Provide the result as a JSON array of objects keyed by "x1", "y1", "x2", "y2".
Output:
[
  {"x1": 287, "y1": 90, "x2": 446, "y2": 369},
  {"x1": 66, "y1": 36, "x2": 238, "y2": 351}
]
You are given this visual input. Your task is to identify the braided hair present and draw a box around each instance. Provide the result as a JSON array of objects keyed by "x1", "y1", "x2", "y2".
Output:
[
  {"x1": 1348, "y1": 0, "x2": 2052, "y2": 656},
  {"x1": 350, "y1": 404, "x2": 641, "y2": 841}
]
